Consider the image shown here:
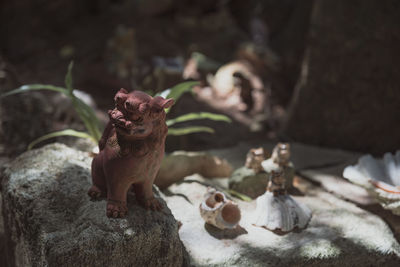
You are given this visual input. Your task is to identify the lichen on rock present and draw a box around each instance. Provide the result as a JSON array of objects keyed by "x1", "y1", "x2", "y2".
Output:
[{"x1": 1, "y1": 143, "x2": 187, "y2": 267}]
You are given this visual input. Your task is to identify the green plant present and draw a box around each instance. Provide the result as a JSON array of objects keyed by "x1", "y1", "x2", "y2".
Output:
[
  {"x1": 159, "y1": 81, "x2": 231, "y2": 135},
  {"x1": 1, "y1": 63, "x2": 231, "y2": 150}
]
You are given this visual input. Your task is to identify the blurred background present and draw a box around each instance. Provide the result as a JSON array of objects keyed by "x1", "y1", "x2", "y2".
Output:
[{"x1": 1, "y1": 0, "x2": 399, "y2": 158}]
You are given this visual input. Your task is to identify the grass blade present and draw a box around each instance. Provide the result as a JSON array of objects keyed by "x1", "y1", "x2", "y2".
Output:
[
  {"x1": 0, "y1": 84, "x2": 68, "y2": 98},
  {"x1": 166, "y1": 112, "x2": 232, "y2": 126},
  {"x1": 167, "y1": 126, "x2": 215, "y2": 136},
  {"x1": 157, "y1": 81, "x2": 199, "y2": 114},
  {"x1": 28, "y1": 129, "x2": 94, "y2": 150},
  {"x1": 65, "y1": 61, "x2": 74, "y2": 93},
  {"x1": 71, "y1": 94, "x2": 102, "y2": 141},
  {"x1": 226, "y1": 189, "x2": 252, "y2": 202}
]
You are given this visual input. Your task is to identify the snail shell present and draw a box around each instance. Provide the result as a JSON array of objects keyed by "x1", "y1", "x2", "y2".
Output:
[{"x1": 199, "y1": 189, "x2": 241, "y2": 230}]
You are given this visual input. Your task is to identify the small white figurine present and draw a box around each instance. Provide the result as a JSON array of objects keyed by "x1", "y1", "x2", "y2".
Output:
[
  {"x1": 261, "y1": 143, "x2": 295, "y2": 189},
  {"x1": 245, "y1": 147, "x2": 269, "y2": 173},
  {"x1": 252, "y1": 169, "x2": 311, "y2": 233}
]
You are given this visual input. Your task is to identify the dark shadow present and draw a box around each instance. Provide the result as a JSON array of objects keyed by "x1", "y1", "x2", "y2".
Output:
[
  {"x1": 238, "y1": 218, "x2": 400, "y2": 266},
  {"x1": 287, "y1": 186, "x2": 304, "y2": 196},
  {"x1": 162, "y1": 188, "x2": 193, "y2": 205},
  {"x1": 176, "y1": 178, "x2": 212, "y2": 188},
  {"x1": 358, "y1": 203, "x2": 400, "y2": 243},
  {"x1": 204, "y1": 223, "x2": 248, "y2": 239},
  {"x1": 251, "y1": 224, "x2": 309, "y2": 236}
]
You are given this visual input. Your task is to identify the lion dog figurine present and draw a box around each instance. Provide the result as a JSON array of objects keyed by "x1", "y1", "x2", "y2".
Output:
[{"x1": 88, "y1": 88, "x2": 174, "y2": 218}]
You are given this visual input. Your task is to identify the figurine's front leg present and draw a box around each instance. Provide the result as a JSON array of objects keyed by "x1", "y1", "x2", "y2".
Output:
[
  {"x1": 106, "y1": 178, "x2": 130, "y2": 218},
  {"x1": 133, "y1": 177, "x2": 163, "y2": 211},
  {"x1": 89, "y1": 154, "x2": 107, "y2": 200}
]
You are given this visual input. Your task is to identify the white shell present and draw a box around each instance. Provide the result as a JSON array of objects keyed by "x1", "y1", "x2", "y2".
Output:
[
  {"x1": 252, "y1": 191, "x2": 312, "y2": 232},
  {"x1": 343, "y1": 151, "x2": 400, "y2": 215},
  {"x1": 199, "y1": 190, "x2": 241, "y2": 230}
]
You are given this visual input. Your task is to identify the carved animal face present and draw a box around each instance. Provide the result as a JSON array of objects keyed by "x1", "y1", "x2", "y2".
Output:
[
  {"x1": 272, "y1": 143, "x2": 291, "y2": 165},
  {"x1": 245, "y1": 147, "x2": 268, "y2": 173},
  {"x1": 109, "y1": 88, "x2": 174, "y2": 139},
  {"x1": 270, "y1": 170, "x2": 285, "y2": 185}
]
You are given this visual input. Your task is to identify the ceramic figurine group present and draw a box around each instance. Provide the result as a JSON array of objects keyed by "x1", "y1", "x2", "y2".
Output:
[
  {"x1": 200, "y1": 143, "x2": 312, "y2": 233},
  {"x1": 88, "y1": 88, "x2": 311, "y2": 233}
]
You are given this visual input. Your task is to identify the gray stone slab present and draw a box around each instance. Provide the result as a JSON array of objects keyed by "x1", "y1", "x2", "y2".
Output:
[
  {"x1": 209, "y1": 141, "x2": 361, "y2": 171},
  {"x1": 1, "y1": 143, "x2": 187, "y2": 267}
]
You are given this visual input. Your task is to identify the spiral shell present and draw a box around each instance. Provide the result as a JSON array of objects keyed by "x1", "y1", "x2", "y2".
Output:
[{"x1": 199, "y1": 189, "x2": 241, "y2": 230}]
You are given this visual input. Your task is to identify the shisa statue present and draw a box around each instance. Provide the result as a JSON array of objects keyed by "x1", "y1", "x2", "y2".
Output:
[
  {"x1": 199, "y1": 188, "x2": 241, "y2": 230},
  {"x1": 88, "y1": 88, "x2": 174, "y2": 218},
  {"x1": 252, "y1": 168, "x2": 311, "y2": 233}
]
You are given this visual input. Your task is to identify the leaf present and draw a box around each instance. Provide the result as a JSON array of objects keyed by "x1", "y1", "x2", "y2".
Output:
[
  {"x1": 157, "y1": 81, "x2": 199, "y2": 114},
  {"x1": 166, "y1": 112, "x2": 232, "y2": 126},
  {"x1": 1, "y1": 62, "x2": 103, "y2": 143},
  {"x1": 64, "y1": 61, "x2": 101, "y2": 142},
  {"x1": 226, "y1": 189, "x2": 252, "y2": 202},
  {"x1": 65, "y1": 61, "x2": 74, "y2": 93},
  {"x1": 167, "y1": 126, "x2": 215, "y2": 136},
  {"x1": 28, "y1": 129, "x2": 94, "y2": 150},
  {"x1": 70, "y1": 91, "x2": 102, "y2": 141},
  {"x1": 0, "y1": 84, "x2": 68, "y2": 98}
]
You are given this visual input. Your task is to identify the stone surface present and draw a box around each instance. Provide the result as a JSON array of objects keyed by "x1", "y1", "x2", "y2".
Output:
[
  {"x1": 164, "y1": 175, "x2": 400, "y2": 266},
  {"x1": 229, "y1": 166, "x2": 269, "y2": 199},
  {"x1": 156, "y1": 151, "x2": 233, "y2": 189},
  {"x1": 1, "y1": 143, "x2": 187, "y2": 267},
  {"x1": 209, "y1": 141, "x2": 361, "y2": 171},
  {"x1": 0, "y1": 193, "x2": 6, "y2": 267},
  {"x1": 284, "y1": 0, "x2": 400, "y2": 154}
]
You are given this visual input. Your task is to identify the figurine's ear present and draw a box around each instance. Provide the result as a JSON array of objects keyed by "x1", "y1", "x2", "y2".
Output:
[
  {"x1": 118, "y1": 88, "x2": 128, "y2": 94},
  {"x1": 153, "y1": 96, "x2": 175, "y2": 110},
  {"x1": 139, "y1": 103, "x2": 149, "y2": 113},
  {"x1": 162, "y1": 98, "x2": 174, "y2": 109}
]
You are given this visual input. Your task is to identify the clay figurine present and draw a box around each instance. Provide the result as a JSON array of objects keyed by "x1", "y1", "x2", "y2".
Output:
[
  {"x1": 245, "y1": 147, "x2": 269, "y2": 173},
  {"x1": 271, "y1": 142, "x2": 291, "y2": 166},
  {"x1": 200, "y1": 188, "x2": 241, "y2": 230},
  {"x1": 252, "y1": 169, "x2": 311, "y2": 233},
  {"x1": 261, "y1": 143, "x2": 295, "y2": 189},
  {"x1": 88, "y1": 88, "x2": 174, "y2": 218},
  {"x1": 229, "y1": 147, "x2": 270, "y2": 199},
  {"x1": 267, "y1": 169, "x2": 286, "y2": 196}
]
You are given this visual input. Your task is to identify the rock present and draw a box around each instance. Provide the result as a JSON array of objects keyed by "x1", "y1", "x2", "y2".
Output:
[
  {"x1": 208, "y1": 141, "x2": 361, "y2": 171},
  {"x1": 0, "y1": 193, "x2": 6, "y2": 267},
  {"x1": 164, "y1": 175, "x2": 400, "y2": 266},
  {"x1": 156, "y1": 151, "x2": 233, "y2": 189},
  {"x1": 1, "y1": 143, "x2": 187, "y2": 267},
  {"x1": 285, "y1": 0, "x2": 400, "y2": 154},
  {"x1": 229, "y1": 166, "x2": 269, "y2": 199}
]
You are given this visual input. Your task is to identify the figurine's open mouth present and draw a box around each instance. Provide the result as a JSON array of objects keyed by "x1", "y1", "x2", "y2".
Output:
[
  {"x1": 114, "y1": 122, "x2": 150, "y2": 138},
  {"x1": 114, "y1": 124, "x2": 131, "y2": 135}
]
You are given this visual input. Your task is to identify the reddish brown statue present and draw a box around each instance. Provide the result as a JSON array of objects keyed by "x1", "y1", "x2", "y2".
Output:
[{"x1": 88, "y1": 88, "x2": 174, "y2": 218}]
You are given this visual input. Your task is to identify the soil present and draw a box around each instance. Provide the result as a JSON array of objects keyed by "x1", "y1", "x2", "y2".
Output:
[{"x1": 0, "y1": 0, "x2": 312, "y2": 157}]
